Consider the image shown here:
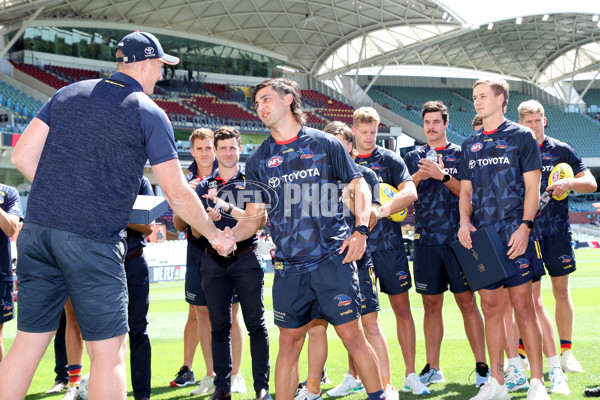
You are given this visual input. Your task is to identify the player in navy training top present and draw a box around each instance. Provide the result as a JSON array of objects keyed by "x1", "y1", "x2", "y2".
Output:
[
  {"x1": 0, "y1": 184, "x2": 22, "y2": 363},
  {"x1": 404, "y1": 101, "x2": 488, "y2": 389},
  {"x1": 518, "y1": 100, "x2": 596, "y2": 376},
  {"x1": 352, "y1": 107, "x2": 428, "y2": 395},
  {"x1": 458, "y1": 78, "x2": 549, "y2": 400},
  {"x1": 231, "y1": 79, "x2": 386, "y2": 400}
]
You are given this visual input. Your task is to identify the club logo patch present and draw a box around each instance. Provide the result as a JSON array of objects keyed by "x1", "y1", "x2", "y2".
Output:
[
  {"x1": 516, "y1": 259, "x2": 530, "y2": 269},
  {"x1": 396, "y1": 271, "x2": 408, "y2": 280},
  {"x1": 334, "y1": 294, "x2": 352, "y2": 306},
  {"x1": 559, "y1": 255, "x2": 572, "y2": 263},
  {"x1": 298, "y1": 149, "x2": 314, "y2": 159}
]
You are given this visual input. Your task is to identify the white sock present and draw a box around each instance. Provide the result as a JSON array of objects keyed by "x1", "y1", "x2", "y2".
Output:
[
  {"x1": 547, "y1": 355, "x2": 560, "y2": 370},
  {"x1": 507, "y1": 357, "x2": 523, "y2": 372}
]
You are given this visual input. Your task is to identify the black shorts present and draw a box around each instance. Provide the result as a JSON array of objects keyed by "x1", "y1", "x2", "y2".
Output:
[
  {"x1": 413, "y1": 243, "x2": 470, "y2": 295},
  {"x1": 540, "y1": 234, "x2": 576, "y2": 277},
  {"x1": 1, "y1": 280, "x2": 15, "y2": 324},
  {"x1": 272, "y1": 253, "x2": 360, "y2": 328},
  {"x1": 371, "y1": 248, "x2": 412, "y2": 295}
]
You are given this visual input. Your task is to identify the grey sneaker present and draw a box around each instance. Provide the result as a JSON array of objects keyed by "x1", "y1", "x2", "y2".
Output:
[
  {"x1": 171, "y1": 366, "x2": 195, "y2": 387},
  {"x1": 418, "y1": 364, "x2": 445, "y2": 386}
]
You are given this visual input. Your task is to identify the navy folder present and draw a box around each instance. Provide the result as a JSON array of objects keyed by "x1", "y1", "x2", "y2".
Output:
[
  {"x1": 450, "y1": 225, "x2": 516, "y2": 291},
  {"x1": 129, "y1": 195, "x2": 168, "y2": 224}
]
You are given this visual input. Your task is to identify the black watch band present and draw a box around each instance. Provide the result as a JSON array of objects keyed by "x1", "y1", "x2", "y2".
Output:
[
  {"x1": 441, "y1": 173, "x2": 451, "y2": 183},
  {"x1": 355, "y1": 224, "x2": 369, "y2": 236},
  {"x1": 521, "y1": 219, "x2": 534, "y2": 229},
  {"x1": 225, "y1": 203, "x2": 234, "y2": 215}
]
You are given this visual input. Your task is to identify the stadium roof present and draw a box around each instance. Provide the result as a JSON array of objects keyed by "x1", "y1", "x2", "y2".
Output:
[{"x1": 2, "y1": 0, "x2": 600, "y2": 87}]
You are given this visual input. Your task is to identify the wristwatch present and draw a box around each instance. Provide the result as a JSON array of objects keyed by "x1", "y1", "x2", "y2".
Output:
[
  {"x1": 224, "y1": 203, "x2": 234, "y2": 215},
  {"x1": 521, "y1": 220, "x2": 534, "y2": 229},
  {"x1": 355, "y1": 225, "x2": 369, "y2": 236},
  {"x1": 441, "y1": 173, "x2": 451, "y2": 183}
]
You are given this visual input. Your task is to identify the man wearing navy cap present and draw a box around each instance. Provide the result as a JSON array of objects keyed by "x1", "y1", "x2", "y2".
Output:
[{"x1": 0, "y1": 31, "x2": 235, "y2": 400}]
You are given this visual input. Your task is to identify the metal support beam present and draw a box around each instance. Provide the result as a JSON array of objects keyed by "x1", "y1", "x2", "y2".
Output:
[
  {"x1": 579, "y1": 70, "x2": 600, "y2": 101},
  {"x1": 0, "y1": 6, "x2": 45, "y2": 60},
  {"x1": 356, "y1": 66, "x2": 384, "y2": 104}
]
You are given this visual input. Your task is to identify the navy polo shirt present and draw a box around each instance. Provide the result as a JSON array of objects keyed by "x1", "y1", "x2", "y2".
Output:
[
  {"x1": 0, "y1": 184, "x2": 23, "y2": 281},
  {"x1": 28, "y1": 72, "x2": 178, "y2": 243},
  {"x1": 196, "y1": 167, "x2": 258, "y2": 250},
  {"x1": 185, "y1": 161, "x2": 213, "y2": 268}
]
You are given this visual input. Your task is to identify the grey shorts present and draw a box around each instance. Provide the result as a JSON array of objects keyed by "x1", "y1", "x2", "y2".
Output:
[{"x1": 16, "y1": 223, "x2": 128, "y2": 341}]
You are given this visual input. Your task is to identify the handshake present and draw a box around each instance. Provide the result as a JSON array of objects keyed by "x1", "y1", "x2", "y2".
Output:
[{"x1": 209, "y1": 226, "x2": 237, "y2": 257}]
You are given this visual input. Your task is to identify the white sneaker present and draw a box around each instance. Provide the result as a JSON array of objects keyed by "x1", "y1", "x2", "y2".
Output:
[
  {"x1": 231, "y1": 373, "x2": 247, "y2": 393},
  {"x1": 402, "y1": 373, "x2": 430, "y2": 395},
  {"x1": 549, "y1": 367, "x2": 570, "y2": 395},
  {"x1": 526, "y1": 378, "x2": 550, "y2": 400},
  {"x1": 325, "y1": 374, "x2": 364, "y2": 397},
  {"x1": 470, "y1": 377, "x2": 510, "y2": 400},
  {"x1": 190, "y1": 375, "x2": 215, "y2": 396},
  {"x1": 62, "y1": 386, "x2": 81, "y2": 400},
  {"x1": 505, "y1": 364, "x2": 529, "y2": 392},
  {"x1": 560, "y1": 350, "x2": 583, "y2": 373},
  {"x1": 385, "y1": 384, "x2": 399, "y2": 400},
  {"x1": 295, "y1": 387, "x2": 322, "y2": 400}
]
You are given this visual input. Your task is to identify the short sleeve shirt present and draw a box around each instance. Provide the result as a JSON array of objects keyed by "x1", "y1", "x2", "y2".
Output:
[
  {"x1": 355, "y1": 146, "x2": 413, "y2": 252},
  {"x1": 245, "y1": 126, "x2": 362, "y2": 277},
  {"x1": 459, "y1": 120, "x2": 541, "y2": 243},
  {"x1": 28, "y1": 72, "x2": 178, "y2": 243},
  {"x1": 537, "y1": 136, "x2": 587, "y2": 236},
  {"x1": 0, "y1": 185, "x2": 23, "y2": 281},
  {"x1": 404, "y1": 143, "x2": 461, "y2": 245}
]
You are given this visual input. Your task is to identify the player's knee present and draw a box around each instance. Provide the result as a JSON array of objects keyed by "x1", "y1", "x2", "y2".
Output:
[{"x1": 456, "y1": 295, "x2": 477, "y2": 314}]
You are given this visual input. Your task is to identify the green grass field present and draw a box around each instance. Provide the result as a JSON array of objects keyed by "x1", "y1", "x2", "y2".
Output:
[{"x1": 4, "y1": 248, "x2": 600, "y2": 399}]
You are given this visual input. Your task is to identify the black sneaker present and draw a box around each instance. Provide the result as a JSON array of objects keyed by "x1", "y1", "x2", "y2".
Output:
[
  {"x1": 170, "y1": 366, "x2": 195, "y2": 387},
  {"x1": 586, "y1": 386, "x2": 600, "y2": 397}
]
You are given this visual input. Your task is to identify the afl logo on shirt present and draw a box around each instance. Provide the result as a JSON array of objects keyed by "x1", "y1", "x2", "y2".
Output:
[
  {"x1": 471, "y1": 143, "x2": 483, "y2": 152},
  {"x1": 267, "y1": 156, "x2": 283, "y2": 168}
]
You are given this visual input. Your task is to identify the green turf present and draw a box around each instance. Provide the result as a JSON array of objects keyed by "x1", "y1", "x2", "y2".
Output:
[{"x1": 4, "y1": 248, "x2": 600, "y2": 399}]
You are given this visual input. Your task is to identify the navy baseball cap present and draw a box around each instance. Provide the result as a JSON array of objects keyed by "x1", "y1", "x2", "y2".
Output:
[{"x1": 116, "y1": 31, "x2": 180, "y2": 65}]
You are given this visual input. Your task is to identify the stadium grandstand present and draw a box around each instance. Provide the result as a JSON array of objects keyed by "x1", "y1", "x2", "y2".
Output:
[{"x1": 1, "y1": 1, "x2": 600, "y2": 236}]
